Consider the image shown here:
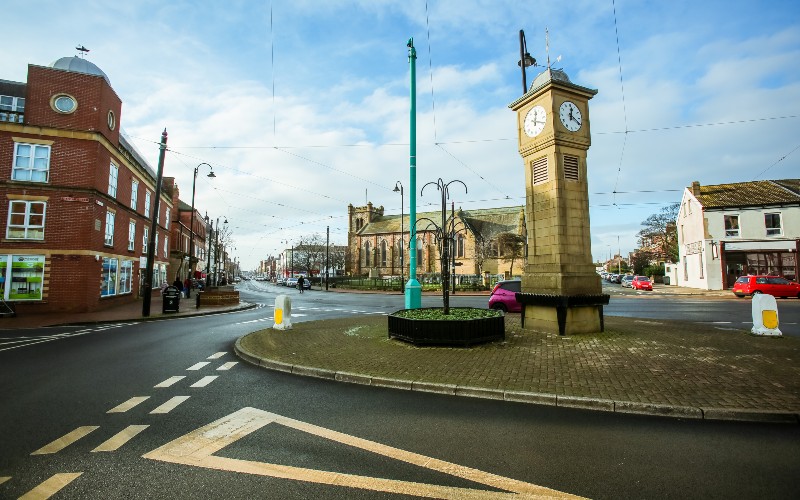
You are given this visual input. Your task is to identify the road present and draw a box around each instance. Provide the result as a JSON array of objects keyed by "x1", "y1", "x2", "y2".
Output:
[{"x1": 1, "y1": 282, "x2": 798, "y2": 498}]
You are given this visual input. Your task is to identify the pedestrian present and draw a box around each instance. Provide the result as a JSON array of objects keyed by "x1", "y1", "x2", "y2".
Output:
[
  {"x1": 173, "y1": 276, "x2": 184, "y2": 296},
  {"x1": 184, "y1": 276, "x2": 192, "y2": 297},
  {"x1": 297, "y1": 275, "x2": 305, "y2": 293}
]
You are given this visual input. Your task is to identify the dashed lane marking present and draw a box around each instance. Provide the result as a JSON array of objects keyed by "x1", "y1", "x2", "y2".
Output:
[
  {"x1": 154, "y1": 376, "x2": 186, "y2": 388},
  {"x1": 187, "y1": 362, "x2": 210, "y2": 371},
  {"x1": 190, "y1": 376, "x2": 218, "y2": 388},
  {"x1": 0, "y1": 476, "x2": 10, "y2": 485},
  {"x1": 91, "y1": 425, "x2": 149, "y2": 452},
  {"x1": 149, "y1": 396, "x2": 190, "y2": 414},
  {"x1": 107, "y1": 396, "x2": 150, "y2": 413},
  {"x1": 143, "y1": 407, "x2": 583, "y2": 499},
  {"x1": 217, "y1": 362, "x2": 238, "y2": 370},
  {"x1": 18, "y1": 472, "x2": 82, "y2": 500},
  {"x1": 207, "y1": 352, "x2": 226, "y2": 359},
  {"x1": 31, "y1": 427, "x2": 99, "y2": 455}
]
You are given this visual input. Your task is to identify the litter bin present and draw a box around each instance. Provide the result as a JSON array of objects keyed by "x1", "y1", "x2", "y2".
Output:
[
  {"x1": 162, "y1": 286, "x2": 181, "y2": 313},
  {"x1": 663, "y1": 276, "x2": 670, "y2": 285}
]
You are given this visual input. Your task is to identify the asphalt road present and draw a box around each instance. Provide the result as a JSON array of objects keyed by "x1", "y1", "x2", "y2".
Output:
[{"x1": 1, "y1": 283, "x2": 799, "y2": 498}]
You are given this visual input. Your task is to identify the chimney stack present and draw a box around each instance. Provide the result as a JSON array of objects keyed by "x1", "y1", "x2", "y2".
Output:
[{"x1": 691, "y1": 181, "x2": 701, "y2": 197}]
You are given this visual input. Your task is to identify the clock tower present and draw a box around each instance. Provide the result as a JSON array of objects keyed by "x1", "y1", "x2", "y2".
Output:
[{"x1": 509, "y1": 68, "x2": 608, "y2": 335}]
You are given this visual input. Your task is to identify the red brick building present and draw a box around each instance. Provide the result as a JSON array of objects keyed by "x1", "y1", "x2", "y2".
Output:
[{"x1": 0, "y1": 56, "x2": 173, "y2": 313}]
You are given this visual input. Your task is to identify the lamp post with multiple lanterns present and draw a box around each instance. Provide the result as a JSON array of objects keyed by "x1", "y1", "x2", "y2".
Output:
[{"x1": 187, "y1": 163, "x2": 215, "y2": 297}]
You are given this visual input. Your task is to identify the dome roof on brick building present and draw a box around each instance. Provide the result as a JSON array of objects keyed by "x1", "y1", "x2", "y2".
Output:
[{"x1": 50, "y1": 56, "x2": 110, "y2": 84}]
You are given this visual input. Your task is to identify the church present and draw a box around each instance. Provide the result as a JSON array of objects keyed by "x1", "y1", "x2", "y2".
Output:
[{"x1": 346, "y1": 202, "x2": 527, "y2": 281}]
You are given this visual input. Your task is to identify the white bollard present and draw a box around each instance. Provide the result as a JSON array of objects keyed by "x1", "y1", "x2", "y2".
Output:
[
  {"x1": 273, "y1": 294, "x2": 292, "y2": 330},
  {"x1": 751, "y1": 293, "x2": 781, "y2": 336}
]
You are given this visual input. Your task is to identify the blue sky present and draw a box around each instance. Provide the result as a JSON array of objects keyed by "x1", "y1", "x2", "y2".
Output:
[{"x1": 3, "y1": 0, "x2": 799, "y2": 270}]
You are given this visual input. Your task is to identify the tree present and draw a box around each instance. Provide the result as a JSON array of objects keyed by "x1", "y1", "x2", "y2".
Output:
[
  {"x1": 296, "y1": 233, "x2": 326, "y2": 276},
  {"x1": 496, "y1": 232, "x2": 526, "y2": 276},
  {"x1": 637, "y1": 203, "x2": 679, "y2": 263},
  {"x1": 630, "y1": 250, "x2": 654, "y2": 275}
]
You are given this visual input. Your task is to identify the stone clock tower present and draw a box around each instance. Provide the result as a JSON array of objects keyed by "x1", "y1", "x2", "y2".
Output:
[{"x1": 508, "y1": 68, "x2": 608, "y2": 335}]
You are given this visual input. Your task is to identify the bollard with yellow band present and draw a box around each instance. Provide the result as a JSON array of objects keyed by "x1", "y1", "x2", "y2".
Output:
[
  {"x1": 751, "y1": 293, "x2": 781, "y2": 336},
  {"x1": 273, "y1": 294, "x2": 292, "y2": 330}
]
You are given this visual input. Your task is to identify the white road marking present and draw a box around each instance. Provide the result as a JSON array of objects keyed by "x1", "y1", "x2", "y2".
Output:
[
  {"x1": 190, "y1": 376, "x2": 219, "y2": 388},
  {"x1": 107, "y1": 396, "x2": 150, "y2": 413},
  {"x1": 144, "y1": 407, "x2": 583, "y2": 499},
  {"x1": 217, "y1": 362, "x2": 238, "y2": 370},
  {"x1": 18, "y1": 473, "x2": 82, "y2": 499},
  {"x1": 92, "y1": 425, "x2": 149, "y2": 452},
  {"x1": 0, "y1": 476, "x2": 10, "y2": 485},
  {"x1": 150, "y1": 396, "x2": 190, "y2": 414},
  {"x1": 154, "y1": 376, "x2": 186, "y2": 388},
  {"x1": 31, "y1": 427, "x2": 99, "y2": 455},
  {"x1": 207, "y1": 352, "x2": 227, "y2": 359},
  {"x1": 187, "y1": 362, "x2": 210, "y2": 371}
]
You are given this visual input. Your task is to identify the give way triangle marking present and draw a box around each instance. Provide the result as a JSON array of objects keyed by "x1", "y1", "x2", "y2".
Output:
[{"x1": 143, "y1": 407, "x2": 583, "y2": 499}]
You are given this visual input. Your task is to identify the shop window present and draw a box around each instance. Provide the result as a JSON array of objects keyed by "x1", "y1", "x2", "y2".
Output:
[
  {"x1": 765, "y1": 213, "x2": 782, "y2": 236},
  {"x1": 101, "y1": 257, "x2": 118, "y2": 297},
  {"x1": 6, "y1": 200, "x2": 46, "y2": 240},
  {"x1": 724, "y1": 215, "x2": 739, "y2": 237},
  {"x1": 120, "y1": 260, "x2": 133, "y2": 294},
  {"x1": 0, "y1": 254, "x2": 44, "y2": 301},
  {"x1": 12, "y1": 143, "x2": 50, "y2": 182}
]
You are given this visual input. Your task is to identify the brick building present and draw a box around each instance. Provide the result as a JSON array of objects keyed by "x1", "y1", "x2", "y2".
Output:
[{"x1": 0, "y1": 56, "x2": 173, "y2": 313}]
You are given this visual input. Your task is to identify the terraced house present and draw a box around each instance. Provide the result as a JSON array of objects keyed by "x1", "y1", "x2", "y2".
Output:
[
  {"x1": 347, "y1": 202, "x2": 527, "y2": 281},
  {"x1": 674, "y1": 179, "x2": 800, "y2": 290},
  {"x1": 0, "y1": 55, "x2": 173, "y2": 313}
]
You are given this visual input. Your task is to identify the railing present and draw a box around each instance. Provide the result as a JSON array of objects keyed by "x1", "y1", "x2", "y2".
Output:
[{"x1": 320, "y1": 273, "x2": 514, "y2": 292}]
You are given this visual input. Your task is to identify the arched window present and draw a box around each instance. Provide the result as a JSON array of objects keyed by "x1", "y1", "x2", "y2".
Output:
[
  {"x1": 396, "y1": 238, "x2": 404, "y2": 265},
  {"x1": 416, "y1": 238, "x2": 423, "y2": 264},
  {"x1": 364, "y1": 241, "x2": 371, "y2": 266},
  {"x1": 380, "y1": 240, "x2": 387, "y2": 267},
  {"x1": 456, "y1": 234, "x2": 465, "y2": 258}
]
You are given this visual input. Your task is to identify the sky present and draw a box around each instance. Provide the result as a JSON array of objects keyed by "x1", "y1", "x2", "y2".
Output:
[{"x1": 3, "y1": 0, "x2": 799, "y2": 271}]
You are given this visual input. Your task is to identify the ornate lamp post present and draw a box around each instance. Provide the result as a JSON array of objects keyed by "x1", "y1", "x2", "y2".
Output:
[
  {"x1": 187, "y1": 163, "x2": 215, "y2": 298},
  {"x1": 518, "y1": 29, "x2": 537, "y2": 95},
  {"x1": 393, "y1": 181, "x2": 404, "y2": 292}
]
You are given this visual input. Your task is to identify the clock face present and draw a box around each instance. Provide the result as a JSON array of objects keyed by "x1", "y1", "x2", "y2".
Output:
[
  {"x1": 523, "y1": 105, "x2": 547, "y2": 138},
  {"x1": 559, "y1": 101, "x2": 582, "y2": 132}
]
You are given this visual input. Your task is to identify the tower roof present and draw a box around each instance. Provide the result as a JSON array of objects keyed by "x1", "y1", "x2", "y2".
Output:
[{"x1": 49, "y1": 56, "x2": 110, "y2": 84}]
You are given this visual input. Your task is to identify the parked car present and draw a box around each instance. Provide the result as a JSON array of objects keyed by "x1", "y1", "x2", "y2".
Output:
[
  {"x1": 276, "y1": 277, "x2": 286, "y2": 286},
  {"x1": 285, "y1": 277, "x2": 298, "y2": 288},
  {"x1": 732, "y1": 275, "x2": 800, "y2": 298},
  {"x1": 488, "y1": 279, "x2": 522, "y2": 313},
  {"x1": 631, "y1": 276, "x2": 653, "y2": 291},
  {"x1": 621, "y1": 275, "x2": 635, "y2": 288}
]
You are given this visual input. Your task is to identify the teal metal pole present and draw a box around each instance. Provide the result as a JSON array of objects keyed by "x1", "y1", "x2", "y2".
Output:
[{"x1": 405, "y1": 38, "x2": 422, "y2": 309}]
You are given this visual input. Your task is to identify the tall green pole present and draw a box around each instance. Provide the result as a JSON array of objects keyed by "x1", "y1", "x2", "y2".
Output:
[{"x1": 405, "y1": 38, "x2": 421, "y2": 309}]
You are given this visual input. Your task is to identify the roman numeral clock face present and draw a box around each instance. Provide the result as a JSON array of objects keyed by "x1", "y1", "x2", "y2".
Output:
[{"x1": 523, "y1": 105, "x2": 546, "y2": 138}]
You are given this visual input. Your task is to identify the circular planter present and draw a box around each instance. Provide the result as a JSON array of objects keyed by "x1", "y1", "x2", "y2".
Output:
[{"x1": 387, "y1": 308, "x2": 504, "y2": 346}]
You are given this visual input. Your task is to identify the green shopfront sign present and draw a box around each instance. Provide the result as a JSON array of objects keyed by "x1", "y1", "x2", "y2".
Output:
[{"x1": 1, "y1": 255, "x2": 45, "y2": 301}]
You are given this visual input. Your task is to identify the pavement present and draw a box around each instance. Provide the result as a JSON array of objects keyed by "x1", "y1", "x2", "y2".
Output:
[{"x1": 2, "y1": 284, "x2": 799, "y2": 424}]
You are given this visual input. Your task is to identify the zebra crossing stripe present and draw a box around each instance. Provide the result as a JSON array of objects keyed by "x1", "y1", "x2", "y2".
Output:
[
  {"x1": 190, "y1": 376, "x2": 218, "y2": 388},
  {"x1": 107, "y1": 396, "x2": 150, "y2": 413},
  {"x1": 150, "y1": 396, "x2": 190, "y2": 414},
  {"x1": 207, "y1": 352, "x2": 226, "y2": 359},
  {"x1": 187, "y1": 362, "x2": 210, "y2": 370},
  {"x1": 18, "y1": 473, "x2": 82, "y2": 499},
  {"x1": 154, "y1": 376, "x2": 185, "y2": 388},
  {"x1": 217, "y1": 362, "x2": 238, "y2": 370},
  {"x1": 31, "y1": 427, "x2": 99, "y2": 455},
  {"x1": 91, "y1": 425, "x2": 149, "y2": 452}
]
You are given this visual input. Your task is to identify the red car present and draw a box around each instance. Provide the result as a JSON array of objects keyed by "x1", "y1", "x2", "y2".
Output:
[
  {"x1": 631, "y1": 276, "x2": 653, "y2": 291},
  {"x1": 733, "y1": 275, "x2": 800, "y2": 298},
  {"x1": 488, "y1": 279, "x2": 522, "y2": 312}
]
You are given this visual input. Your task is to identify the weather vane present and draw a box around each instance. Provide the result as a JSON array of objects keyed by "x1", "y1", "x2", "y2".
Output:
[{"x1": 76, "y1": 45, "x2": 90, "y2": 58}]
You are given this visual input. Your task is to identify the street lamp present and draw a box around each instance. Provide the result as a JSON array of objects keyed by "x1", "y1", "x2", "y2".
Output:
[
  {"x1": 518, "y1": 29, "x2": 537, "y2": 95},
  {"x1": 393, "y1": 181, "x2": 404, "y2": 292},
  {"x1": 213, "y1": 216, "x2": 228, "y2": 286},
  {"x1": 187, "y1": 162, "x2": 215, "y2": 298},
  {"x1": 405, "y1": 37, "x2": 421, "y2": 309}
]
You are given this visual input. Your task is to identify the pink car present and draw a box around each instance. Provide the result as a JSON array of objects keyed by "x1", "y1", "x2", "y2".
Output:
[{"x1": 488, "y1": 280, "x2": 522, "y2": 312}]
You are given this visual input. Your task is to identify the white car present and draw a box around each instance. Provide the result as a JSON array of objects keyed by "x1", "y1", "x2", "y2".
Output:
[{"x1": 621, "y1": 275, "x2": 635, "y2": 287}]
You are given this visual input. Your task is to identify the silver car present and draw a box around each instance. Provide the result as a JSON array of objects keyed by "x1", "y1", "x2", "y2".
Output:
[{"x1": 621, "y1": 275, "x2": 635, "y2": 287}]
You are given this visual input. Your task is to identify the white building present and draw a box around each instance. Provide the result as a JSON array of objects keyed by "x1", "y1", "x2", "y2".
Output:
[{"x1": 676, "y1": 180, "x2": 800, "y2": 290}]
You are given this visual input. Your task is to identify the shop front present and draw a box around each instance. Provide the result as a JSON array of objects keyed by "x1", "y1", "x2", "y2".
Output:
[{"x1": 721, "y1": 240, "x2": 799, "y2": 288}]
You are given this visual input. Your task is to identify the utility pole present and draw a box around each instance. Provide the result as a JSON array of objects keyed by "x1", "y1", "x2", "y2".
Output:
[
  {"x1": 142, "y1": 129, "x2": 168, "y2": 317},
  {"x1": 325, "y1": 226, "x2": 330, "y2": 291}
]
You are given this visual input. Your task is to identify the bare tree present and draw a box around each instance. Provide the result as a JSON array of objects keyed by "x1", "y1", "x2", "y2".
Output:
[
  {"x1": 473, "y1": 236, "x2": 493, "y2": 279},
  {"x1": 296, "y1": 233, "x2": 326, "y2": 276},
  {"x1": 496, "y1": 232, "x2": 525, "y2": 276},
  {"x1": 637, "y1": 203, "x2": 679, "y2": 263}
]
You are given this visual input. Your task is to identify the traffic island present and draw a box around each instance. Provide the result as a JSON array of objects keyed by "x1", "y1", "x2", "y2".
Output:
[{"x1": 387, "y1": 307, "x2": 504, "y2": 346}]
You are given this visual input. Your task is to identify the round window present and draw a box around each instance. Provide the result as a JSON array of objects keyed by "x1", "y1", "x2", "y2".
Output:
[
  {"x1": 52, "y1": 94, "x2": 77, "y2": 114},
  {"x1": 107, "y1": 110, "x2": 116, "y2": 130}
]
